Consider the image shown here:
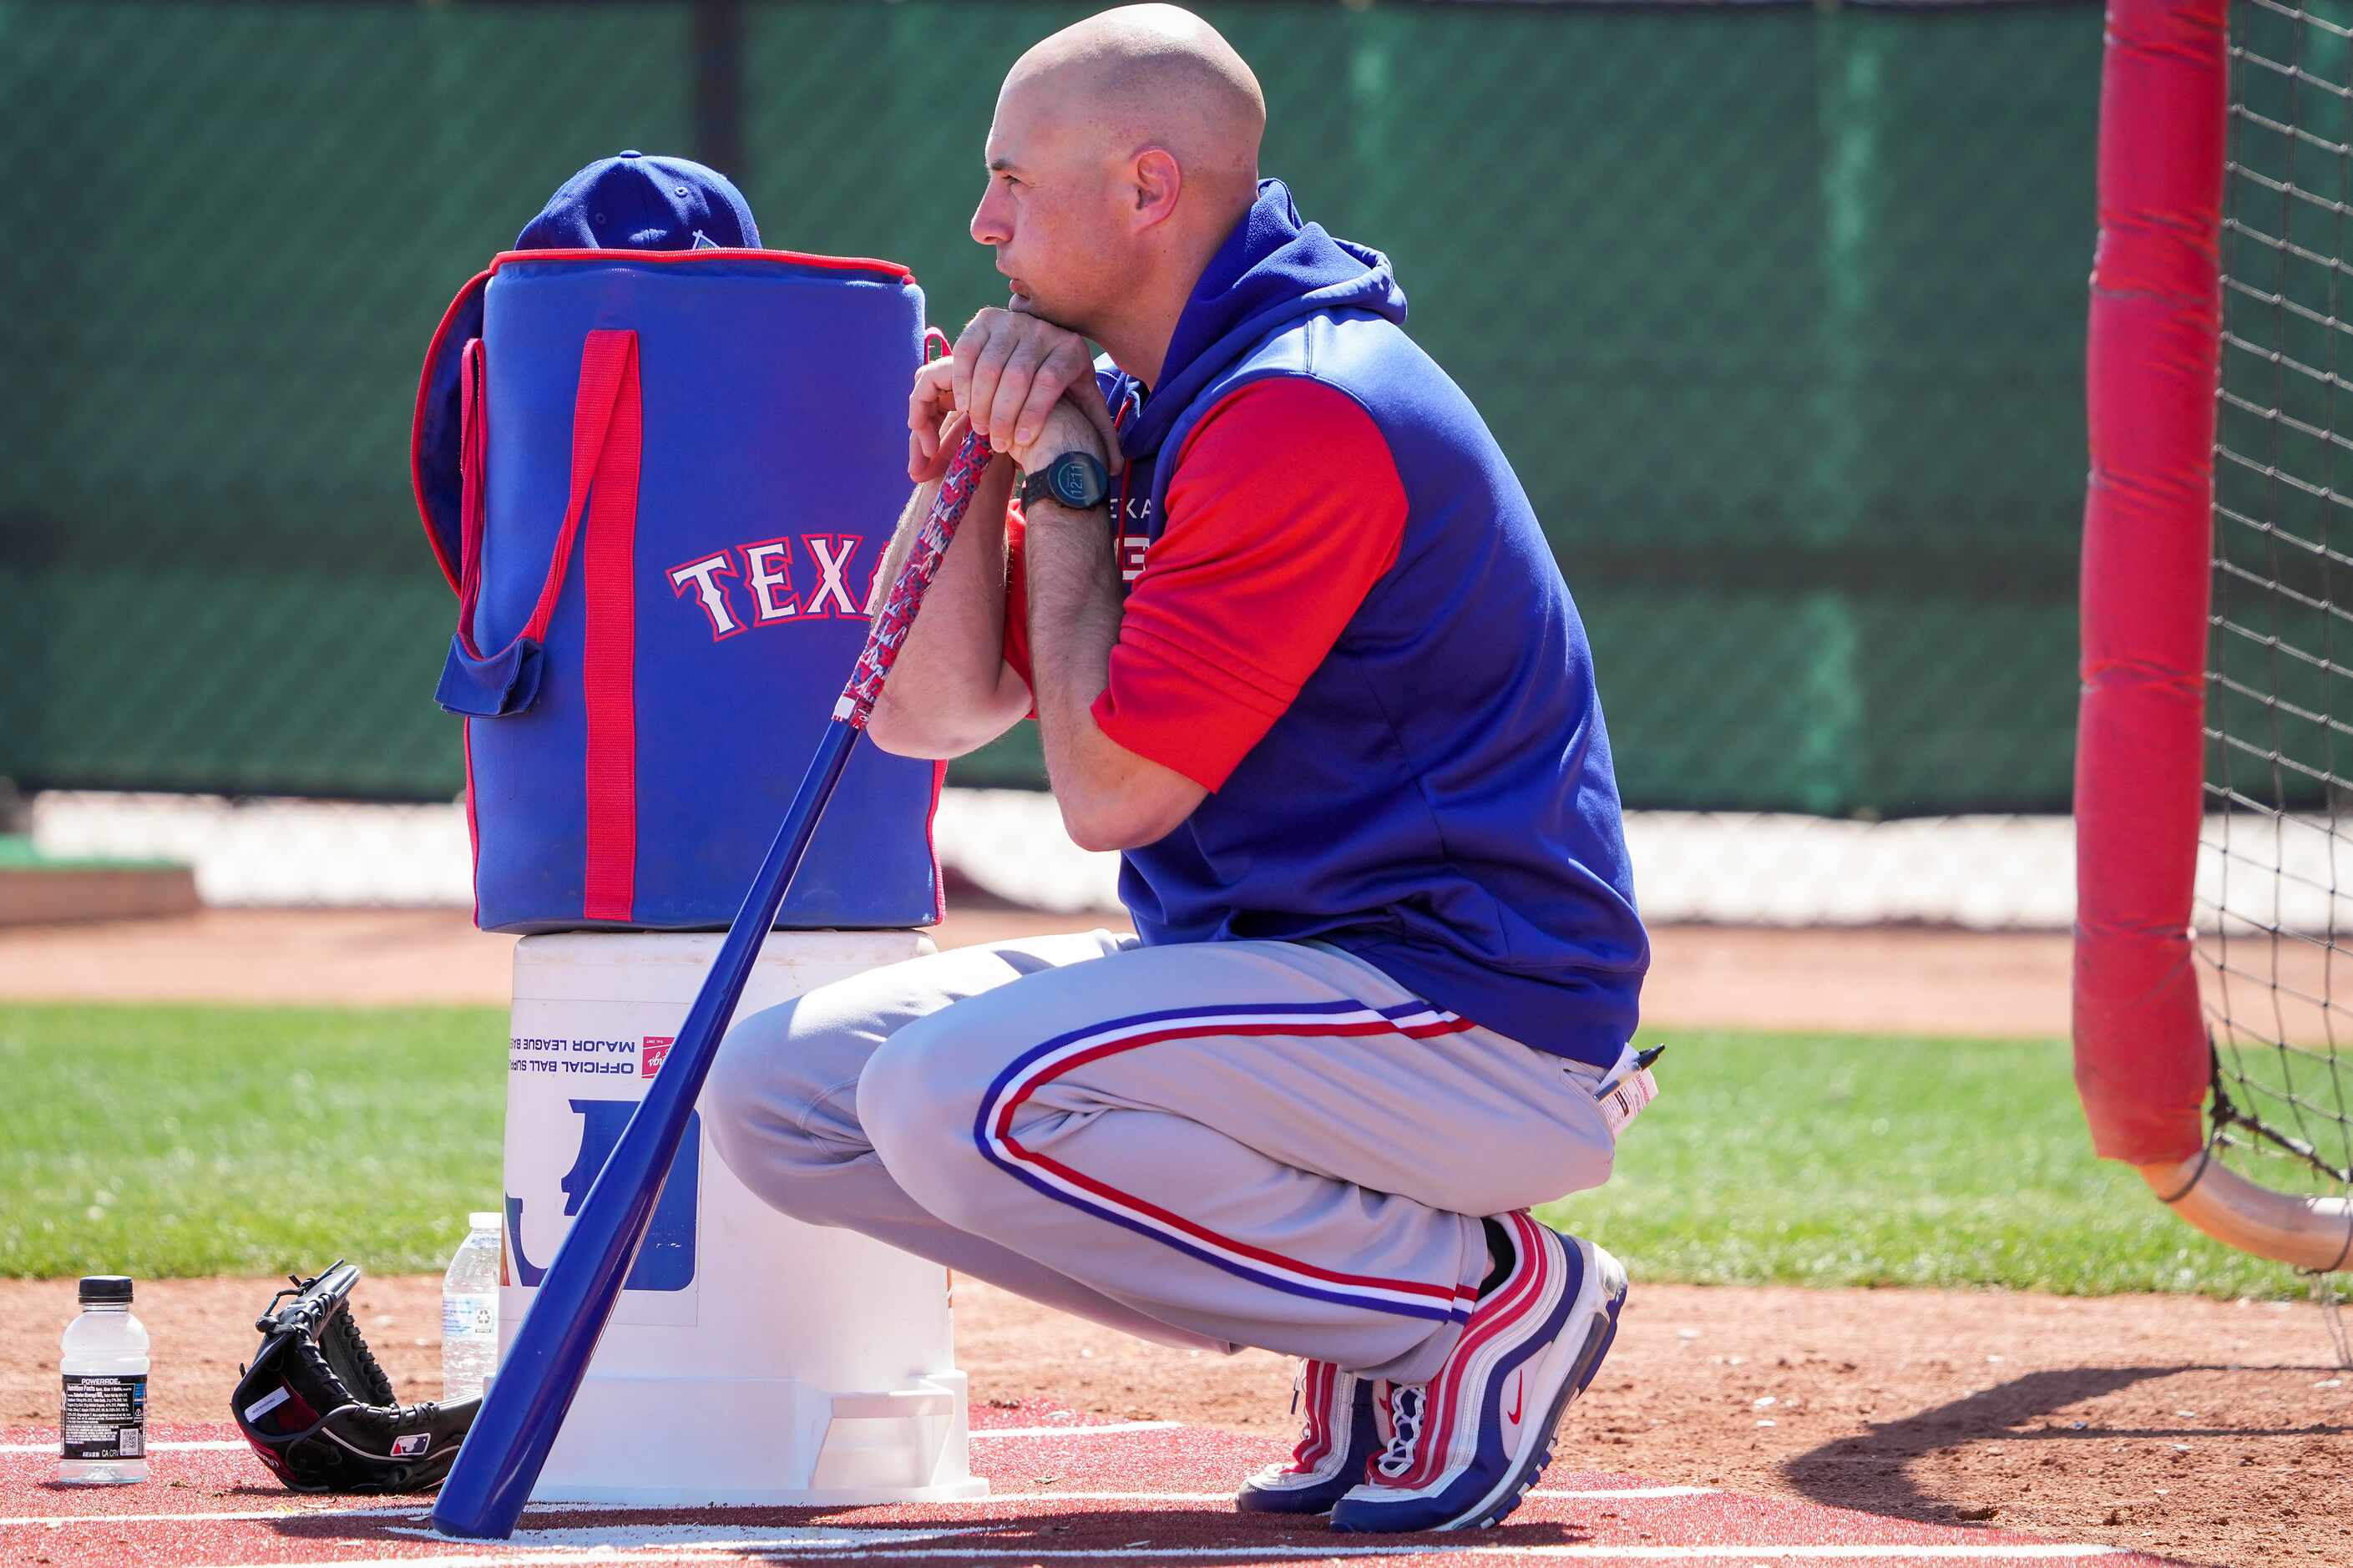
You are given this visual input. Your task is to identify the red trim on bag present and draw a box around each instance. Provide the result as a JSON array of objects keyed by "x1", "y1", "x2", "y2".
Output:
[
  {"x1": 490, "y1": 247, "x2": 914, "y2": 283},
  {"x1": 453, "y1": 338, "x2": 489, "y2": 654},
  {"x1": 417, "y1": 250, "x2": 913, "y2": 597},
  {"x1": 412, "y1": 270, "x2": 492, "y2": 595},
  {"x1": 464, "y1": 726, "x2": 483, "y2": 930},
  {"x1": 456, "y1": 337, "x2": 488, "y2": 933},
  {"x1": 579, "y1": 332, "x2": 645, "y2": 923}
]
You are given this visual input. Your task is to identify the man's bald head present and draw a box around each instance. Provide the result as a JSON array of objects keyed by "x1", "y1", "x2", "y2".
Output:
[
  {"x1": 1004, "y1": 4, "x2": 1264, "y2": 210},
  {"x1": 969, "y1": 6, "x2": 1267, "y2": 379}
]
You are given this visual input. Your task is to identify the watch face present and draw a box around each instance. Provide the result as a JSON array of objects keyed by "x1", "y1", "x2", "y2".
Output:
[{"x1": 1051, "y1": 453, "x2": 1106, "y2": 508}]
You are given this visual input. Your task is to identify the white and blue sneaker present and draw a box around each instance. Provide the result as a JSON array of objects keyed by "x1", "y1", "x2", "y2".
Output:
[
  {"x1": 1235, "y1": 1358, "x2": 1381, "y2": 1515},
  {"x1": 1329, "y1": 1212, "x2": 1627, "y2": 1533}
]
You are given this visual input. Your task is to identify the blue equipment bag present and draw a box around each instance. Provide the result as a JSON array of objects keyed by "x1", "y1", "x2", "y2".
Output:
[{"x1": 409, "y1": 245, "x2": 944, "y2": 933}]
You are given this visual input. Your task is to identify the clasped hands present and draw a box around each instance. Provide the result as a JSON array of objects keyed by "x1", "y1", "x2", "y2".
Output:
[{"x1": 908, "y1": 306, "x2": 1125, "y2": 486}]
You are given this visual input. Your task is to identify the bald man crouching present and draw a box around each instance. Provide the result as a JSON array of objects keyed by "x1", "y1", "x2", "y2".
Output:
[{"x1": 706, "y1": 3, "x2": 1653, "y2": 1533}]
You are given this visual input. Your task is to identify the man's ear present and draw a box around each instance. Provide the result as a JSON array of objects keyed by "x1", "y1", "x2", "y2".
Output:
[{"x1": 1130, "y1": 148, "x2": 1182, "y2": 230}]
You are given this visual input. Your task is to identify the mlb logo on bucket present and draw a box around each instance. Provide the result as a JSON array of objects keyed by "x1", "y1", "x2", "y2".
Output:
[
  {"x1": 505, "y1": 1100, "x2": 701, "y2": 1301},
  {"x1": 641, "y1": 1036, "x2": 674, "y2": 1077}
]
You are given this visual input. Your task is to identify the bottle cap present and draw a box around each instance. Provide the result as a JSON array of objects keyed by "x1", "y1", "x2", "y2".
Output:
[
  {"x1": 468, "y1": 1212, "x2": 502, "y2": 1232},
  {"x1": 78, "y1": 1276, "x2": 133, "y2": 1305}
]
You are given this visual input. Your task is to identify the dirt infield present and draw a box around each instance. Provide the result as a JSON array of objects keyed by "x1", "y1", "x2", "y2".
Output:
[
  {"x1": 1, "y1": 1273, "x2": 2345, "y2": 1565},
  {"x1": 0, "y1": 1409, "x2": 2184, "y2": 1568}
]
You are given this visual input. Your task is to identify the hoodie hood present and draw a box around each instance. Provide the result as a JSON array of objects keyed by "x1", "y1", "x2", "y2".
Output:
[{"x1": 1116, "y1": 179, "x2": 1407, "y2": 460}]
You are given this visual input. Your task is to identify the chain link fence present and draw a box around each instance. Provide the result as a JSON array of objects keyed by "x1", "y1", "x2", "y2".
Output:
[{"x1": 3, "y1": 0, "x2": 2104, "y2": 918}]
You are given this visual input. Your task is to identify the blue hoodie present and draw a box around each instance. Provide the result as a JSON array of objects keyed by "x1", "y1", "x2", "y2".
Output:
[{"x1": 1078, "y1": 180, "x2": 1648, "y2": 1068}]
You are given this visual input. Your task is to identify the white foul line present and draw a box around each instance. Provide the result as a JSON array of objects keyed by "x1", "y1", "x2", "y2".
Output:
[
  {"x1": 0, "y1": 1438, "x2": 249, "y2": 1455},
  {"x1": 0, "y1": 1503, "x2": 423, "y2": 1528},
  {"x1": 0, "y1": 1488, "x2": 1713, "y2": 1530},
  {"x1": 0, "y1": 1423, "x2": 1178, "y2": 1458},
  {"x1": 915, "y1": 1489, "x2": 1719, "y2": 1504},
  {"x1": 210, "y1": 1544, "x2": 2126, "y2": 1566},
  {"x1": 969, "y1": 1419, "x2": 1182, "y2": 1439}
]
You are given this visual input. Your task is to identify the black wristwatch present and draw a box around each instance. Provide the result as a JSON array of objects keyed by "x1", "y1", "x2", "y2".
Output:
[{"x1": 1018, "y1": 451, "x2": 1111, "y2": 512}]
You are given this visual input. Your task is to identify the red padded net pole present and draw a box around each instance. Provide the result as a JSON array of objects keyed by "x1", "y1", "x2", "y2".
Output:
[{"x1": 2073, "y1": 0, "x2": 2229, "y2": 1165}]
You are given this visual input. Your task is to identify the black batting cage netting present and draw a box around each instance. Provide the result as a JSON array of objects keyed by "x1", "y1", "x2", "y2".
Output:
[
  {"x1": 1, "y1": 0, "x2": 2097, "y2": 815},
  {"x1": 2204, "y1": 0, "x2": 2353, "y2": 1211}
]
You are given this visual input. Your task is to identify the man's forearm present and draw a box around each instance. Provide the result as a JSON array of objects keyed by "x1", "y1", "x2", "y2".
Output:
[
  {"x1": 1023, "y1": 495, "x2": 1124, "y2": 738},
  {"x1": 1024, "y1": 498, "x2": 1202, "y2": 850},
  {"x1": 864, "y1": 456, "x2": 1029, "y2": 757}
]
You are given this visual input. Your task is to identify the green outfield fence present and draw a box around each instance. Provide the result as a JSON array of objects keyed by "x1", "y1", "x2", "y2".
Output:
[{"x1": 0, "y1": 0, "x2": 2102, "y2": 814}]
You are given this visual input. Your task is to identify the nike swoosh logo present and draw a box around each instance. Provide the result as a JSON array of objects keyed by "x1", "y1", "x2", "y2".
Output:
[{"x1": 1506, "y1": 1373, "x2": 1523, "y2": 1425}]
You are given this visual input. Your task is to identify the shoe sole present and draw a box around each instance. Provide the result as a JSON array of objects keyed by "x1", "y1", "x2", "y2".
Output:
[
  {"x1": 1234, "y1": 1487, "x2": 1341, "y2": 1516},
  {"x1": 1451, "y1": 1242, "x2": 1628, "y2": 1531},
  {"x1": 1234, "y1": 1475, "x2": 1346, "y2": 1516}
]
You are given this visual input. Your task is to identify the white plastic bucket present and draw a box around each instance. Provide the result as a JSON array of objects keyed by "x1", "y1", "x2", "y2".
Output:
[{"x1": 497, "y1": 928, "x2": 985, "y2": 1505}]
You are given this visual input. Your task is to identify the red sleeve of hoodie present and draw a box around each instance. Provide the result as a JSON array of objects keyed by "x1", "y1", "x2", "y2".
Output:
[{"x1": 1089, "y1": 377, "x2": 1409, "y2": 792}]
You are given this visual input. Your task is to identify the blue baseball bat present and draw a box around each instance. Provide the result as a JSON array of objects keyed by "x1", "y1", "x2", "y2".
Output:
[{"x1": 432, "y1": 429, "x2": 994, "y2": 1539}]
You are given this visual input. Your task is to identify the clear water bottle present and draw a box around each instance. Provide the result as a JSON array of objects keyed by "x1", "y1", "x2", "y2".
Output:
[
  {"x1": 440, "y1": 1211, "x2": 502, "y2": 1403},
  {"x1": 58, "y1": 1275, "x2": 148, "y2": 1484}
]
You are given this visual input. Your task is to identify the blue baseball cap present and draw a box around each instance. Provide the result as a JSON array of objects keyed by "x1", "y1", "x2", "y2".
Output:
[
  {"x1": 514, "y1": 150, "x2": 761, "y2": 251},
  {"x1": 416, "y1": 150, "x2": 764, "y2": 591}
]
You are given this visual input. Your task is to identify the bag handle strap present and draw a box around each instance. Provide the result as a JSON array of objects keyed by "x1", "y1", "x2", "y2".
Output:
[
  {"x1": 434, "y1": 329, "x2": 640, "y2": 719},
  {"x1": 452, "y1": 334, "x2": 645, "y2": 659},
  {"x1": 529, "y1": 330, "x2": 639, "y2": 644},
  {"x1": 453, "y1": 338, "x2": 489, "y2": 648}
]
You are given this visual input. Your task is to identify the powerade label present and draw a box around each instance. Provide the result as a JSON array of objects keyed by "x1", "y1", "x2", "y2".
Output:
[{"x1": 60, "y1": 1373, "x2": 145, "y2": 1460}]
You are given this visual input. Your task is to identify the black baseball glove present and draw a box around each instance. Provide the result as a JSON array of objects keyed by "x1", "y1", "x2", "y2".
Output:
[{"x1": 230, "y1": 1260, "x2": 480, "y2": 1493}]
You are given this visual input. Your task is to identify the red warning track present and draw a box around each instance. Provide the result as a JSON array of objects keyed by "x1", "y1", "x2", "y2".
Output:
[{"x1": 2, "y1": 1405, "x2": 2179, "y2": 1567}]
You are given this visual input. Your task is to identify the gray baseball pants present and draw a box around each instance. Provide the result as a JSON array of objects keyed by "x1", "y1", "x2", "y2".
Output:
[{"x1": 703, "y1": 930, "x2": 1620, "y2": 1383}]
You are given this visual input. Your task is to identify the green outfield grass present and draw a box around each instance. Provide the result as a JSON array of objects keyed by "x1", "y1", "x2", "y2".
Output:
[
  {"x1": 0, "y1": 1004, "x2": 508, "y2": 1278},
  {"x1": 0, "y1": 1003, "x2": 2329, "y2": 1297},
  {"x1": 0, "y1": 834, "x2": 185, "y2": 871}
]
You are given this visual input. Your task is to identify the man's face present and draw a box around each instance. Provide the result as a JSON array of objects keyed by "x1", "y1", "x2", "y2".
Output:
[{"x1": 971, "y1": 80, "x2": 1125, "y2": 332}]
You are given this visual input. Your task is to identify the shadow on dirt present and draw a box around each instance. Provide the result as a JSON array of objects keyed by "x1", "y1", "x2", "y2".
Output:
[{"x1": 1782, "y1": 1363, "x2": 2348, "y2": 1535}]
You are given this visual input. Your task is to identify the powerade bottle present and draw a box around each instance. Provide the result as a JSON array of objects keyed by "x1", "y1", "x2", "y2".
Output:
[
  {"x1": 441, "y1": 1211, "x2": 502, "y2": 1402},
  {"x1": 58, "y1": 1275, "x2": 148, "y2": 1484}
]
